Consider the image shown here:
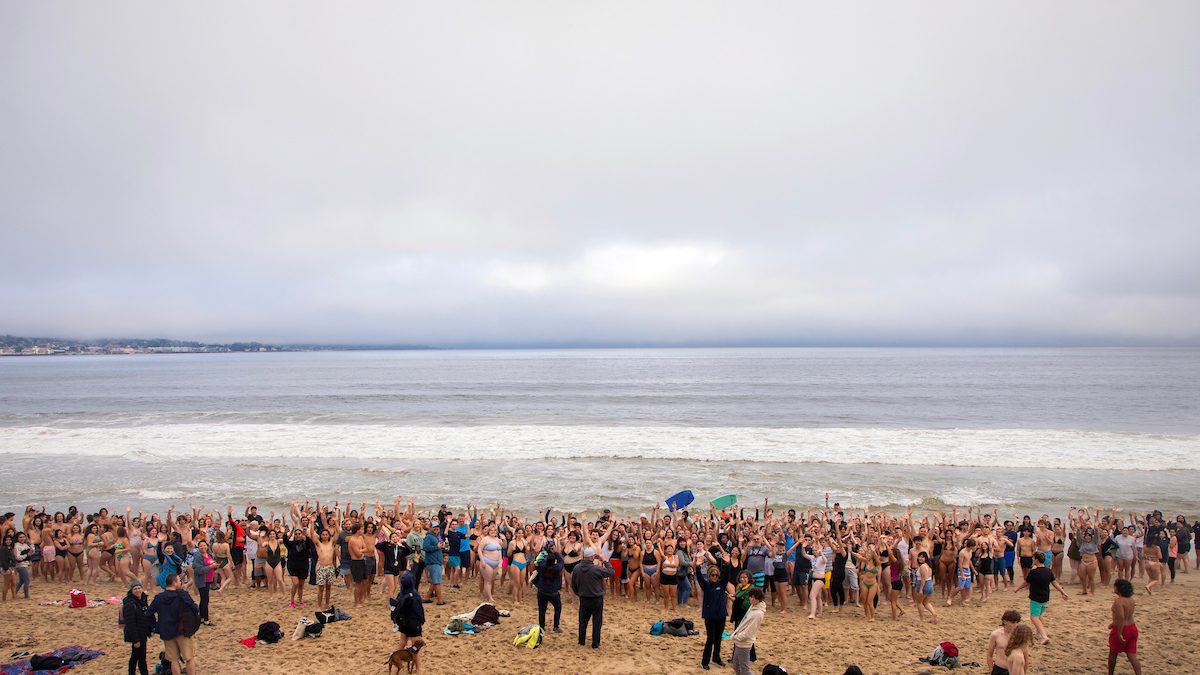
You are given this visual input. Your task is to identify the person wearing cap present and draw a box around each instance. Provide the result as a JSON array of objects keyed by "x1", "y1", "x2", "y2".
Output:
[
  {"x1": 123, "y1": 579, "x2": 151, "y2": 675},
  {"x1": 570, "y1": 546, "x2": 614, "y2": 648}
]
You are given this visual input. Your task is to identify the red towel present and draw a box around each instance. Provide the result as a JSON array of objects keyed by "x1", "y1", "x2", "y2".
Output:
[{"x1": 240, "y1": 637, "x2": 258, "y2": 649}]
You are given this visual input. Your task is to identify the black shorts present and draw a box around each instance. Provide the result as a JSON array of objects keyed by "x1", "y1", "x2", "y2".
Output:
[
  {"x1": 891, "y1": 579, "x2": 903, "y2": 591},
  {"x1": 350, "y1": 560, "x2": 367, "y2": 583},
  {"x1": 287, "y1": 560, "x2": 309, "y2": 579},
  {"x1": 1020, "y1": 556, "x2": 1033, "y2": 569},
  {"x1": 659, "y1": 573, "x2": 677, "y2": 586},
  {"x1": 991, "y1": 665, "x2": 1010, "y2": 675},
  {"x1": 400, "y1": 620, "x2": 422, "y2": 638},
  {"x1": 231, "y1": 547, "x2": 245, "y2": 566}
]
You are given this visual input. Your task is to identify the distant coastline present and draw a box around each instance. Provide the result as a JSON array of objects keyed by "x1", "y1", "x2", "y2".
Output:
[{"x1": 0, "y1": 334, "x2": 433, "y2": 356}]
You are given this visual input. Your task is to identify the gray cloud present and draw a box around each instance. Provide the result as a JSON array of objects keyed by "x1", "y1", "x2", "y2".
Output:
[{"x1": 2, "y1": 2, "x2": 1198, "y2": 345}]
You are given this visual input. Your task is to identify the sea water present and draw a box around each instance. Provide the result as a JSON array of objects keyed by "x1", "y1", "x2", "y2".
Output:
[{"x1": 1, "y1": 348, "x2": 1197, "y2": 517}]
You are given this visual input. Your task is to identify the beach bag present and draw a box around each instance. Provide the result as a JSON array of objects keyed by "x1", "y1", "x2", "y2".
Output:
[
  {"x1": 650, "y1": 620, "x2": 663, "y2": 636},
  {"x1": 663, "y1": 618, "x2": 689, "y2": 637},
  {"x1": 928, "y1": 641, "x2": 959, "y2": 668},
  {"x1": 257, "y1": 621, "x2": 283, "y2": 644},
  {"x1": 30, "y1": 655, "x2": 66, "y2": 670},
  {"x1": 513, "y1": 624, "x2": 542, "y2": 649},
  {"x1": 69, "y1": 589, "x2": 87, "y2": 608},
  {"x1": 762, "y1": 666, "x2": 788, "y2": 675}
]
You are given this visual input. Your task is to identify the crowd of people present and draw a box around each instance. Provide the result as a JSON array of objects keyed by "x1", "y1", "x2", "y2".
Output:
[{"x1": 0, "y1": 498, "x2": 1193, "y2": 675}]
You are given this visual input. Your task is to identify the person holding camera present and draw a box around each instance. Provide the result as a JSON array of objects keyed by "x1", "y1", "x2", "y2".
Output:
[{"x1": 533, "y1": 535, "x2": 565, "y2": 633}]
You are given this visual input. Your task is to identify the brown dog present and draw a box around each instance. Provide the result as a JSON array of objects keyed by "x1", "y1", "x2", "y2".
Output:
[{"x1": 385, "y1": 637, "x2": 425, "y2": 674}]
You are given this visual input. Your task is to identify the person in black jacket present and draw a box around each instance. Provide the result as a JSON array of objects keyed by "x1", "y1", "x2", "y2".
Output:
[
  {"x1": 570, "y1": 548, "x2": 614, "y2": 648},
  {"x1": 123, "y1": 580, "x2": 151, "y2": 675},
  {"x1": 695, "y1": 551, "x2": 730, "y2": 669},
  {"x1": 533, "y1": 539, "x2": 565, "y2": 633}
]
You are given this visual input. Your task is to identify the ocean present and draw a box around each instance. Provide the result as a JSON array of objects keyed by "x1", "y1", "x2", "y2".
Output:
[{"x1": 1, "y1": 348, "x2": 1197, "y2": 518}]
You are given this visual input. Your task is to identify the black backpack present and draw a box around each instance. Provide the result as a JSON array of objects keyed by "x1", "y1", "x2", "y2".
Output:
[
  {"x1": 179, "y1": 600, "x2": 201, "y2": 638},
  {"x1": 256, "y1": 621, "x2": 283, "y2": 644},
  {"x1": 303, "y1": 622, "x2": 324, "y2": 638},
  {"x1": 30, "y1": 655, "x2": 66, "y2": 670},
  {"x1": 762, "y1": 666, "x2": 788, "y2": 675}
]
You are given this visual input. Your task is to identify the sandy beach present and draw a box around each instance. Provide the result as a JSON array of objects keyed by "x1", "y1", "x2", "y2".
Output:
[{"x1": 3, "y1": 569, "x2": 1195, "y2": 675}]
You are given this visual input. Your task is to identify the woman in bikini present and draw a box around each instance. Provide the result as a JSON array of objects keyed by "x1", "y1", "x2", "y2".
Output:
[
  {"x1": 62, "y1": 524, "x2": 83, "y2": 585},
  {"x1": 211, "y1": 530, "x2": 234, "y2": 595},
  {"x1": 113, "y1": 526, "x2": 140, "y2": 585},
  {"x1": 141, "y1": 526, "x2": 163, "y2": 588},
  {"x1": 477, "y1": 524, "x2": 504, "y2": 603},
  {"x1": 914, "y1": 550, "x2": 938, "y2": 622},
  {"x1": 1051, "y1": 524, "x2": 1066, "y2": 581},
  {"x1": 362, "y1": 521, "x2": 379, "y2": 598},
  {"x1": 640, "y1": 533, "x2": 659, "y2": 603},
  {"x1": 508, "y1": 528, "x2": 528, "y2": 606},
  {"x1": 99, "y1": 523, "x2": 118, "y2": 583},
  {"x1": 624, "y1": 534, "x2": 642, "y2": 602},
  {"x1": 659, "y1": 541, "x2": 679, "y2": 612},
  {"x1": 1143, "y1": 531, "x2": 1163, "y2": 594},
  {"x1": 562, "y1": 530, "x2": 582, "y2": 604},
  {"x1": 1073, "y1": 511, "x2": 1100, "y2": 595},
  {"x1": 884, "y1": 540, "x2": 907, "y2": 620},
  {"x1": 85, "y1": 523, "x2": 105, "y2": 586}
]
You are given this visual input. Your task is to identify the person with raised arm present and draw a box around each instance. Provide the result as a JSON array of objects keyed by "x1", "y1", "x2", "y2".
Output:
[{"x1": 571, "y1": 514, "x2": 615, "y2": 649}]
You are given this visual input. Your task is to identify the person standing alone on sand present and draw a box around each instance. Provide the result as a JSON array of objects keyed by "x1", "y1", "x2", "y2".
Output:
[
  {"x1": 1013, "y1": 551, "x2": 1068, "y2": 645},
  {"x1": 986, "y1": 610, "x2": 1021, "y2": 675},
  {"x1": 1107, "y1": 579, "x2": 1141, "y2": 675}
]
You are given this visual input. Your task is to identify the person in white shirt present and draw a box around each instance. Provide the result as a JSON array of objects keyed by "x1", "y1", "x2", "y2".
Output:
[
  {"x1": 730, "y1": 587, "x2": 765, "y2": 675},
  {"x1": 1113, "y1": 526, "x2": 1137, "y2": 581}
]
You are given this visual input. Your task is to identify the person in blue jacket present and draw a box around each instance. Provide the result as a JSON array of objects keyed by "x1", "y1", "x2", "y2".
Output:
[
  {"x1": 145, "y1": 573, "x2": 200, "y2": 675},
  {"x1": 695, "y1": 550, "x2": 730, "y2": 670}
]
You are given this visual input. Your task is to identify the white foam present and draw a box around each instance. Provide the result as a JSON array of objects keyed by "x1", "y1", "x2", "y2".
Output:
[{"x1": 2, "y1": 424, "x2": 1197, "y2": 471}]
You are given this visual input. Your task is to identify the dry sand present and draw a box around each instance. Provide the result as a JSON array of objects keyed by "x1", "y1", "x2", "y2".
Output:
[{"x1": 2, "y1": 570, "x2": 1195, "y2": 674}]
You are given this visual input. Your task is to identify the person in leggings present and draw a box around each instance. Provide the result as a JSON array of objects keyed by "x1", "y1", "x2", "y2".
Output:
[
  {"x1": 122, "y1": 580, "x2": 151, "y2": 675},
  {"x1": 695, "y1": 552, "x2": 729, "y2": 669},
  {"x1": 829, "y1": 539, "x2": 848, "y2": 612}
]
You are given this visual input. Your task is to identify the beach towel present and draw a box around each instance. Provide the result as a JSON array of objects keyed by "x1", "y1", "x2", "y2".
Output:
[
  {"x1": 451, "y1": 603, "x2": 501, "y2": 625},
  {"x1": 239, "y1": 637, "x2": 257, "y2": 649},
  {"x1": 443, "y1": 620, "x2": 483, "y2": 635},
  {"x1": 0, "y1": 646, "x2": 104, "y2": 675}
]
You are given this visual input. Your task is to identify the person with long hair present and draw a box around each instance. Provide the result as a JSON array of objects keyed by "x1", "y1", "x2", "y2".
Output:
[
  {"x1": 914, "y1": 550, "x2": 938, "y2": 622},
  {"x1": 885, "y1": 541, "x2": 907, "y2": 620},
  {"x1": 476, "y1": 524, "x2": 504, "y2": 603},
  {"x1": 1005, "y1": 624, "x2": 1034, "y2": 675},
  {"x1": 857, "y1": 544, "x2": 881, "y2": 622}
]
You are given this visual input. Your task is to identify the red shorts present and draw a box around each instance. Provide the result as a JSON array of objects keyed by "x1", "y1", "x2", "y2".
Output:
[
  {"x1": 1108, "y1": 624, "x2": 1138, "y2": 654},
  {"x1": 610, "y1": 559, "x2": 623, "y2": 578}
]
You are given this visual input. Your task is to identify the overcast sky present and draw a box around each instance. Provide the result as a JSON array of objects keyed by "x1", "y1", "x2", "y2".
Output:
[{"x1": 2, "y1": 2, "x2": 1198, "y2": 346}]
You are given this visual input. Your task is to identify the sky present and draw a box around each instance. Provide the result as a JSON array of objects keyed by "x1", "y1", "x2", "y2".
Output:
[{"x1": 2, "y1": 2, "x2": 1198, "y2": 347}]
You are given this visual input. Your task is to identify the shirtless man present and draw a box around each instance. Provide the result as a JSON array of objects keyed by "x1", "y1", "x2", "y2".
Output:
[
  {"x1": 309, "y1": 524, "x2": 338, "y2": 610},
  {"x1": 348, "y1": 522, "x2": 368, "y2": 608},
  {"x1": 947, "y1": 538, "x2": 976, "y2": 607},
  {"x1": 986, "y1": 610, "x2": 1021, "y2": 675},
  {"x1": 1015, "y1": 529, "x2": 1036, "y2": 582},
  {"x1": 1107, "y1": 579, "x2": 1141, "y2": 675}
]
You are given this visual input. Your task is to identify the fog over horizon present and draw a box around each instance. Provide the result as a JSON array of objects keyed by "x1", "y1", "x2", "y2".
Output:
[{"x1": 2, "y1": 2, "x2": 1199, "y2": 347}]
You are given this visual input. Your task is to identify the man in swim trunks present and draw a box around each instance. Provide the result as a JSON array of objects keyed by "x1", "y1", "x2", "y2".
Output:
[
  {"x1": 309, "y1": 525, "x2": 338, "y2": 610},
  {"x1": 986, "y1": 609, "x2": 1021, "y2": 675},
  {"x1": 947, "y1": 538, "x2": 976, "y2": 607},
  {"x1": 1107, "y1": 579, "x2": 1141, "y2": 675},
  {"x1": 1013, "y1": 551, "x2": 1068, "y2": 645}
]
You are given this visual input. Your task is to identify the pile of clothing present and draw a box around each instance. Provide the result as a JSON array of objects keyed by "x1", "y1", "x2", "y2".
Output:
[{"x1": 0, "y1": 646, "x2": 105, "y2": 675}]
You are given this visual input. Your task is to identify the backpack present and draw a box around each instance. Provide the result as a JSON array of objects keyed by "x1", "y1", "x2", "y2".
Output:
[
  {"x1": 315, "y1": 609, "x2": 337, "y2": 624},
  {"x1": 304, "y1": 622, "x2": 324, "y2": 638},
  {"x1": 30, "y1": 655, "x2": 66, "y2": 670},
  {"x1": 662, "y1": 618, "x2": 690, "y2": 637},
  {"x1": 762, "y1": 666, "x2": 788, "y2": 675},
  {"x1": 929, "y1": 641, "x2": 959, "y2": 668},
  {"x1": 649, "y1": 621, "x2": 663, "y2": 636},
  {"x1": 257, "y1": 621, "x2": 283, "y2": 644},
  {"x1": 179, "y1": 599, "x2": 201, "y2": 638},
  {"x1": 513, "y1": 624, "x2": 542, "y2": 649}
]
